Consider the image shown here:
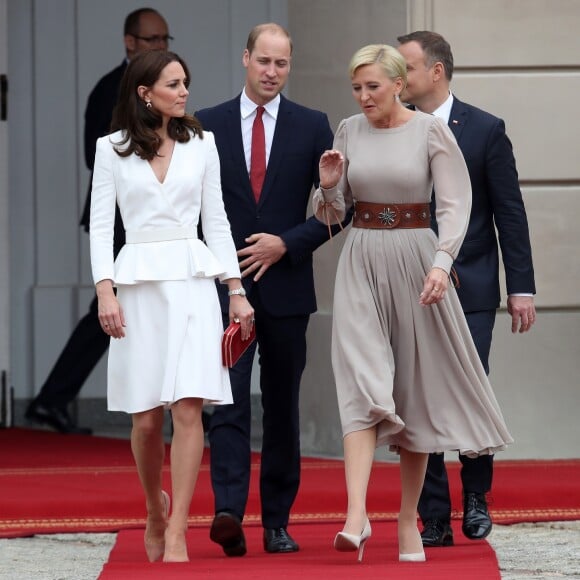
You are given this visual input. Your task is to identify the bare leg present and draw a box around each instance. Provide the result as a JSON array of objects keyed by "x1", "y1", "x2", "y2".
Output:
[
  {"x1": 398, "y1": 448, "x2": 428, "y2": 556},
  {"x1": 131, "y1": 407, "x2": 167, "y2": 562},
  {"x1": 341, "y1": 427, "x2": 377, "y2": 535},
  {"x1": 163, "y1": 397, "x2": 205, "y2": 562}
]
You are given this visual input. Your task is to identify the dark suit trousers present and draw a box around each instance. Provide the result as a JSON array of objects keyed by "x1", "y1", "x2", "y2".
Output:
[
  {"x1": 209, "y1": 289, "x2": 309, "y2": 529},
  {"x1": 418, "y1": 309, "x2": 497, "y2": 523},
  {"x1": 34, "y1": 294, "x2": 110, "y2": 409}
]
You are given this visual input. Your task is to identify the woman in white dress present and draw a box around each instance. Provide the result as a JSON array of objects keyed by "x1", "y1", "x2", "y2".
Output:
[
  {"x1": 90, "y1": 50, "x2": 253, "y2": 563},
  {"x1": 314, "y1": 45, "x2": 512, "y2": 563}
]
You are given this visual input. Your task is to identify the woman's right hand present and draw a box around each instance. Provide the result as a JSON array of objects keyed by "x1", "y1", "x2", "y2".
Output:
[
  {"x1": 319, "y1": 149, "x2": 344, "y2": 190},
  {"x1": 96, "y1": 279, "x2": 126, "y2": 338}
]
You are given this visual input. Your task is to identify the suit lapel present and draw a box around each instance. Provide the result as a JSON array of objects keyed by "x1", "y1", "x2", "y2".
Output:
[
  {"x1": 223, "y1": 98, "x2": 254, "y2": 199},
  {"x1": 258, "y1": 95, "x2": 291, "y2": 206},
  {"x1": 448, "y1": 97, "x2": 468, "y2": 143}
]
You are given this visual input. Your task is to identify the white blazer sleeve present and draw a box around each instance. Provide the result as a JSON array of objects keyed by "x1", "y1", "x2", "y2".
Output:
[
  {"x1": 90, "y1": 136, "x2": 117, "y2": 284},
  {"x1": 199, "y1": 132, "x2": 241, "y2": 281}
]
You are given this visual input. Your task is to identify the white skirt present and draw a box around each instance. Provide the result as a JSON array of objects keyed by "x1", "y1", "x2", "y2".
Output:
[{"x1": 107, "y1": 277, "x2": 233, "y2": 413}]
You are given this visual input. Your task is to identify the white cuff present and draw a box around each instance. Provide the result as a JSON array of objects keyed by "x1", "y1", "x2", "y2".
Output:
[{"x1": 432, "y1": 250, "x2": 454, "y2": 275}]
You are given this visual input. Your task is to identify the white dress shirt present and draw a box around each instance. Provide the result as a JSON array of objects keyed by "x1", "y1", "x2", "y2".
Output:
[
  {"x1": 431, "y1": 91, "x2": 454, "y2": 123},
  {"x1": 240, "y1": 88, "x2": 279, "y2": 173}
]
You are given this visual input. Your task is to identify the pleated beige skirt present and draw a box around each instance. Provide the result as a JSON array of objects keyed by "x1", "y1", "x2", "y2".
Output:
[
  {"x1": 332, "y1": 226, "x2": 513, "y2": 456},
  {"x1": 107, "y1": 277, "x2": 232, "y2": 414}
]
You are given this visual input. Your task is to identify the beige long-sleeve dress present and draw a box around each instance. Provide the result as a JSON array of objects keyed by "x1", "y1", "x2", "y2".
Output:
[{"x1": 313, "y1": 112, "x2": 513, "y2": 456}]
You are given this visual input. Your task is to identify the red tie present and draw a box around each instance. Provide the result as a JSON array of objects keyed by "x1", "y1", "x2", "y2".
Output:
[{"x1": 250, "y1": 106, "x2": 266, "y2": 202}]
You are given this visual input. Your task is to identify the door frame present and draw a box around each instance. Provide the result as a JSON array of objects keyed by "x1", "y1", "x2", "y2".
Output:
[{"x1": 0, "y1": 0, "x2": 11, "y2": 422}]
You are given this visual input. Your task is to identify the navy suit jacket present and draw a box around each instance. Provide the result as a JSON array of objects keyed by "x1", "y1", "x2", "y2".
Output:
[
  {"x1": 442, "y1": 97, "x2": 535, "y2": 312},
  {"x1": 196, "y1": 94, "x2": 342, "y2": 317}
]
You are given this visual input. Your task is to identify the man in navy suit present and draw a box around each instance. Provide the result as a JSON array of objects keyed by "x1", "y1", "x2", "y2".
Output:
[
  {"x1": 397, "y1": 31, "x2": 536, "y2": 546},
  {"x1": 25, "y1": 8, "x2": 170, "y2": 434},
  {"x1": 197, "y1": 23, "x2": 347, "y2": 556}
]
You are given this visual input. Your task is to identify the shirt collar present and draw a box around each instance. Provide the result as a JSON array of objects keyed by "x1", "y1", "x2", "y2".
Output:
[
  {"x1": 430, "y1": 92, "x2": 454, "y2": 124},
  {"x1": 240, "y1": 88, "x2": 280, "y2": 121}
]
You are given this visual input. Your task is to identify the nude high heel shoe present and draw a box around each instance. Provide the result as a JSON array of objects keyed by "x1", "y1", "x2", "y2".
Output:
[
  {"x1": 399, "y1": 551, "x2": 426, "y2": 562},
  {"x1": 144, "y1": 490, "x2": 170, "y2": 562},
  {"x1": 398, "y1": 524, "x2": 425, "y2": 562},
  {"x1": 334, "y1": 519, "x2": 372, "y2": 562}
]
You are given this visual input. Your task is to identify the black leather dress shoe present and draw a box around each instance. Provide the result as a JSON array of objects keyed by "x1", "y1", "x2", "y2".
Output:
[
  {"x1": 420, "y1": 519, "x2": 454, "y2": 547},
  {"x1": 263, "y1": 527, "x2": 299, "y2": 553},
  {"x1": 210, "y1": 512, "x2": 247, "y2": 557},
  {"x1": 25, "y1": 402, "x2": 92, "y2": 435},
  {"x1": 462, "y1": 492, "x2": 492, "y2": 540}
]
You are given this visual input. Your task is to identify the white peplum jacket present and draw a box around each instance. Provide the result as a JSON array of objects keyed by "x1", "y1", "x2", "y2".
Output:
[{"x1": 90, "y1": 129, "x2": 241, "y2": 287}]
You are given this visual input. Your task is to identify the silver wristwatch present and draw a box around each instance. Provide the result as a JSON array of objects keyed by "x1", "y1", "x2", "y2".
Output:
[{"x1": 228, "y1": 287, "x2": 247, "y2": 297}]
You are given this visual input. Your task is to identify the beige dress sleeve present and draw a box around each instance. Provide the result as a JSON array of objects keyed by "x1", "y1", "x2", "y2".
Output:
[
  {"x1": 312, "y1": 119, "x2": 349, "y2": 224},
  {"x1": 429, "y1": 117, "x2": 472, "y2": 274}
]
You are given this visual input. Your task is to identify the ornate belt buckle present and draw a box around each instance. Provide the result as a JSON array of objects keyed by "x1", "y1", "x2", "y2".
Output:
[{"x1": 378, "y1": 206, "x2": 400, "y2": 228}]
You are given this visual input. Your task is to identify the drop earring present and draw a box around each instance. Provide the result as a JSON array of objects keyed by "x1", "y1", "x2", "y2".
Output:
[{"x1": 146, "y1": 100, "x2": 152, "y2": 109}]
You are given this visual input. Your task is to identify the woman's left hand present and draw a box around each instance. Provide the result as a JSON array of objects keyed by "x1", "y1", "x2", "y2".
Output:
[
  {"x1": 230, "y1": 297, "x2": 255, "y2": 340},
  {"x1": 419, "y1": 267, "x2": 449, "y2": 306}
]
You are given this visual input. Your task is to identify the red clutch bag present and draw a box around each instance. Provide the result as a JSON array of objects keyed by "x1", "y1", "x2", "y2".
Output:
[{"x1": 221, "y1": 321, "x2": 256, "y2": 367}]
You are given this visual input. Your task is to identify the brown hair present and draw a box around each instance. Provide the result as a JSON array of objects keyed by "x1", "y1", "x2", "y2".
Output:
[
  {"x1": 246, "y1": 23, "x2": 293, "y2": 54},
  {"x1": 397, "y1": 31, "x2": 454, "y2": 81},
  {"x1": 111, "y1": 50, "x2": 203, "y2": 160}
]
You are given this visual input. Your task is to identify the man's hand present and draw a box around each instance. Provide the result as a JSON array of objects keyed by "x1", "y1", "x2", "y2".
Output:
[
  {"x1": 507, "y1": 295, "x2": 536, "y2": 333},
  {"x1": 237, "y1": 233, "x2": 287, "y2": 281}
]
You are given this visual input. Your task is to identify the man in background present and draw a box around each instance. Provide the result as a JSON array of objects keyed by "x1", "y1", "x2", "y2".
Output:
[
  {"x1": 26, "y1": 8, "x2": 171, "y2": 434},
  {"x1": 397, "y1": 30, "x2": 536, "y2": 547}
]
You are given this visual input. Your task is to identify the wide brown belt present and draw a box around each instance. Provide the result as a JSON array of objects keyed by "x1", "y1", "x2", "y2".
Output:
[{"x1": 353, "y1": 201, "x2": 430, "y2": 229}]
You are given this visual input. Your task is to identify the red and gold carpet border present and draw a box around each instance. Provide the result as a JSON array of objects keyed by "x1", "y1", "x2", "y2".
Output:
[{"x1": 3, "y1": 507, "x2": 579, "y2": 538}]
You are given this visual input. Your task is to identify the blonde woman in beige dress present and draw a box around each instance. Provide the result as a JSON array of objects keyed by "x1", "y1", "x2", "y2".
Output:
[{"x1": 313, "y1": 44, "x2": 513, "y2": 563}]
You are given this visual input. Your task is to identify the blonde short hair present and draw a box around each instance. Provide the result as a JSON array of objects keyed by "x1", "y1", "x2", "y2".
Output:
[{"x1": 349, "y1": 44, "x2": 407, "y2": 85}]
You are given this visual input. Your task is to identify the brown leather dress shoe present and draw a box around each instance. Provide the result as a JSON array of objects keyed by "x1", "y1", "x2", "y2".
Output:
[{"x1": 209, "y1": 512, "x2": 247, "y2": 557}]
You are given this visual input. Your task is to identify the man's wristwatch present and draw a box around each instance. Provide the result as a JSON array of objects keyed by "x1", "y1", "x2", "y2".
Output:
[{"x1": 228, "y1": 287, "x2": 247, "y2": 297}]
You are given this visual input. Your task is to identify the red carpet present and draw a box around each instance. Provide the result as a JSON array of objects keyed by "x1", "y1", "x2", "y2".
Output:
[
  {"x1": 1, "y1": 428, "x2": 579, "y2": 539},
  {"x1": 99, "y1": 521, "x2": 500, "y2": 579}
]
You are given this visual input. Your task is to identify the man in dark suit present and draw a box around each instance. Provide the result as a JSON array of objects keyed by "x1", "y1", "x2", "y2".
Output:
[
  {"x1": 397, "y1": 31, "x2": 536, "y2": 546},
  {"x1": 25, "y1": 8, "x2": 170, "y2": 434},
  {"x1": 197, "y1": 23, "x2": 348, "y2": 557}
]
